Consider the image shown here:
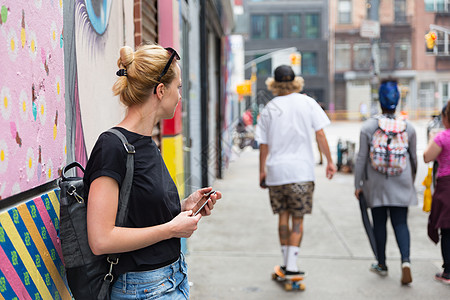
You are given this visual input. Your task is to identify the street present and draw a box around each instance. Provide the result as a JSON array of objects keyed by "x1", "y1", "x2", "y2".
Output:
[{"x1": 185, "y1": 120, "x2": 449, "y2": 299}]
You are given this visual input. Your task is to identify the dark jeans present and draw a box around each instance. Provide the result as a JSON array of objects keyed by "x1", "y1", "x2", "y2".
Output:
[
  {"x1": 442, "y1": 228, "x2": 450, "y2": 273},
  {"x1": 371, "y1": 206, "x2": 410, "y2": 266}
]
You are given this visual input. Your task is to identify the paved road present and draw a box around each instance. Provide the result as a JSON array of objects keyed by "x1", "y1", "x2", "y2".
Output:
[{"x1": 185, "y1": 120, "x2": 450, "y2": 299}]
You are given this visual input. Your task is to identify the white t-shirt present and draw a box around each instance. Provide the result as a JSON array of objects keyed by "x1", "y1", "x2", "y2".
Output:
[{"x1": 255, "y1": 93, "x2": 330, "y2": 185}]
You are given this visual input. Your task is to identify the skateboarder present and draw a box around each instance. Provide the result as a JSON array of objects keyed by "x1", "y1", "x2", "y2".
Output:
[
  {"x1": 354, "y1": 79, "x2": 417, "y2": 285},
  {"x1": 256, "y1": 65, "x2": 336, "y2": 279}
]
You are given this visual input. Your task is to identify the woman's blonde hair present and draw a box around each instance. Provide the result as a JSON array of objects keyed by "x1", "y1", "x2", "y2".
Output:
[
  {"x1": 265, "y1": 76, "x2": 304, "y2": 96},
  {"x1": 112, "y1": 44, "x2": 178, "y2": 106}
]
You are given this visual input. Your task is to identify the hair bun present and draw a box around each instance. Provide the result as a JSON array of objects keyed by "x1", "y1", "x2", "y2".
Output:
[{"x1": 119, "y1": 46, "x2": 135, "y2": 68}]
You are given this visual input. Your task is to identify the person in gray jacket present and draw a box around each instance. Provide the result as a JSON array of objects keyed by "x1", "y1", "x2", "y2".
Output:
[{"x1": 354, "y1": 79, "x2": 417, "y2": 285}]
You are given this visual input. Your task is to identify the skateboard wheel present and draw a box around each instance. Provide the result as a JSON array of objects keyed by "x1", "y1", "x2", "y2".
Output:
[
  {"x1": 300, "y1": 283, "x2": 306, "y2": 291},
  {"x1": 284, "y1": 283, "x2": 293, "y2": 291},
  {"x1": 271, "y1": 273, "x2": 278, "y2": 280}
]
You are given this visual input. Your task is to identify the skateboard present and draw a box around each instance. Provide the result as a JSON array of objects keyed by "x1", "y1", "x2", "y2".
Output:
[{"x1": 271, "y1": 265, "x2": 305, "y2": 291}]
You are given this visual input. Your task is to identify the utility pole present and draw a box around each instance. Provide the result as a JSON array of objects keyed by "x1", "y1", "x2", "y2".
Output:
[{"x1": 368, "y1": 0, "x2": 380, "y2": 116}]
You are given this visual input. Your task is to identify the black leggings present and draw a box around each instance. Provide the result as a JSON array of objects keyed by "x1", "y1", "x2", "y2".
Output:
[
  {"x1": 441, "y1": 228, "x2": 450, "y2": 273},
  {"x1": 371, "y1": 206, "x2": 410, "y2": 266}
]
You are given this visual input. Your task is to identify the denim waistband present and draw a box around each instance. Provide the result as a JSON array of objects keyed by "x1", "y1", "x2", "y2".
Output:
[{"x1": 117, "y1": 253, "x2": 186, "y2": 285}]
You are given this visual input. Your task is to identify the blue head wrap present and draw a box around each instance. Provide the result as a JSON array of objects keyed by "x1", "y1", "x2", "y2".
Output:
[{"x1": 379, "y1": 81, "x2": 399, "y2": 110}]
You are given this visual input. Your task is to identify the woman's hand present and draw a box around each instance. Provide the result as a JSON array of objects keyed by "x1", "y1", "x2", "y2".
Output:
[
  {"x1": 168, "y1": 211, "x2": 201, "y2": 238},
  {"x1": 182, "y1": 187, "x2": 222, "y2": 216}
]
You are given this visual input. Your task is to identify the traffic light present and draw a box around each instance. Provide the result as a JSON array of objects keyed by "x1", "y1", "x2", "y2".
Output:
[
  {"x1": 425, "y1": 31, "x2": 437, "y2": 50},
  {"x1": 290, "y1": 53, "x2": 301, "y2": 66}
]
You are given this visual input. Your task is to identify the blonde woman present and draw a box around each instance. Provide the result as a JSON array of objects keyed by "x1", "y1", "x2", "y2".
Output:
[{"x1": 84, "y1": 44, "x2": 221, "y2": 299}]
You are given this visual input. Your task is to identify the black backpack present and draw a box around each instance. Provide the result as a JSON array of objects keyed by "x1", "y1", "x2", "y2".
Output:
[{"x1": 59, "y1": 129, "x2": 135, "y2": 300}]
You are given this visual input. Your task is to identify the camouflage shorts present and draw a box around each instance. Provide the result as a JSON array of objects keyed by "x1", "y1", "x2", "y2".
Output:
[{"x1": 268, "y1": 182, "x2": 315, "y2": 218}]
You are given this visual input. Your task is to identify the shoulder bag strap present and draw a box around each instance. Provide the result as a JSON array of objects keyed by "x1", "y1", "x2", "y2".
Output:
[
  {"x1": 98, "y1": 128, "x2": 135, "y2": 300},
  {"x1": 107, "y1": 128, "x2": 135, "y2": 226}
]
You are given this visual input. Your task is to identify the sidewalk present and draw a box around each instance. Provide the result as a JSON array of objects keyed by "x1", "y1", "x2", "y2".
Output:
[{"x1": 185, "y1": 122, "x2": 449, "y2": 299}]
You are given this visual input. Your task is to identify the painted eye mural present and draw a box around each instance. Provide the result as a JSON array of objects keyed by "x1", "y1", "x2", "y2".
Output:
[{"x1": 83, "y1": 0, "x2": 112, "y2": 35}]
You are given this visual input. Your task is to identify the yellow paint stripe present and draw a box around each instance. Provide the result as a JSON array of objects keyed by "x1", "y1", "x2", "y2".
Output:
[
  {"x1": 48, "y1": 191, "x2": 60, "y2": 218},
  {"x1": 0, "y1": 213, "x2": 53, "y2": 300},
  {"x1": 0, "y1": 292, "x2": 4, "y2": 300},
  {"x1": 161, "y1": 134, "x2": 185, "y2": 197},
  {"x1": 17, "y1": 205, "x2": 71, "y2": 299}
]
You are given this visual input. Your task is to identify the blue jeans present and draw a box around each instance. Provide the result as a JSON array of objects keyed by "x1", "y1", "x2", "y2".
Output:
[
  {"x1": 111, "y1": 253, "x2": 189, "y2": 300},
  {"x1": 371, "y1": 206, "x2": 410, "y2": 266}
]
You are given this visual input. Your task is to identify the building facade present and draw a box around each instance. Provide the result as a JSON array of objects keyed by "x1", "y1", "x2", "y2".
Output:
[
  {"x1": 243, "y1": 0, "x2": 330, "y2": 108},
  {"x1": 330, "y1": 0, "x2": 450, "y2": 120}
]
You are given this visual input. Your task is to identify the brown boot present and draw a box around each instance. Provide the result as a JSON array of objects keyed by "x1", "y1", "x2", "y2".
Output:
[{"x1": 401, "y1": 262, "x2": 412, "y2": 285}]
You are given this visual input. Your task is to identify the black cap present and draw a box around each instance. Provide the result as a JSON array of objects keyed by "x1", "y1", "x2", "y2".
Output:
[{"x1": 274, "y1": 65, "x2": 295, "y2": 82}]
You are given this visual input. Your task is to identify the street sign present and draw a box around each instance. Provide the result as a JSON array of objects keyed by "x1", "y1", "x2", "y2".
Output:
[
  {"x1": 236, "y1": 80, "x2": 252, "y2": 96},
  {"x1": 360, "y1": 20, "x2": 380, "y2": 39}
]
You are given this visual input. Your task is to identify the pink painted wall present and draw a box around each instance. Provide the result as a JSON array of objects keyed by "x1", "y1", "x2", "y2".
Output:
[{"x1": 0, "y1": 1, "x2": 65, "y2": 200}]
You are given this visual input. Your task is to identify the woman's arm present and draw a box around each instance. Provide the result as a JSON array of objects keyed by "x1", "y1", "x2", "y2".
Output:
[
  {"x1": 87, "y1": 176, "x2": 201, "y2": 255},
  {"x1": 423, "y1": 139, "x2": 442, "y2": 163},
  {"x1": 408, "y1": 126, "x2": 418, "y2": 180}
]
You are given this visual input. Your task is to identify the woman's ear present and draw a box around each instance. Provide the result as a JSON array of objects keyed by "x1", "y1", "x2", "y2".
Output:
[{"x1": 155, "y1": 83, "x2": 165, "y2": 99}]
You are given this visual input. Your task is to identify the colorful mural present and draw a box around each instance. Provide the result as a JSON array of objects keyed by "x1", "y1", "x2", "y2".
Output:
[
  {"x1": 0, "y1": 189, "x2": 71, "y2": 300},
  {"x1": 67, "y1": 0, "x2": 132, "y2": 163},
  {"x1": 0, "y1": 1, "x2": 66, "y2": 200},
  {"x1": 0, "y1": 0, "x2": 134, "y2": 298}
]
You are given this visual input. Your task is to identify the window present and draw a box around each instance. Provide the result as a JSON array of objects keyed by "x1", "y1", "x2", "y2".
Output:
[
  {"x1": 394, "y1": 0, "x2": 407, "y2": 23},
  {"x1": 419, "y1": 81, "x2": 435, "y2": 109},
  {"x1": 255, "y1": 55, "x2": 271, "y2": 77},
  {"x1": 394, "y1": 44, "x2": 411, "y2": 69},
  {"x1": 353, "y1": 44, "x2": 371, "y2": 70},
  {"x1": 425, "y1": 0, "x2": 449, "y2": 12},
  {"x1": 305, "y1": 14, "x2": 320, "y2": 39},
  {"x1": 335, "y1": 44, "x2": 351, "y2": 71},
  {"x1": 302, "y1": 52, "x2": 318, "y2": 75},
  {"x1": 251, "y1": 15, "x2": 266, "y2": 39},
  {"x1": 269, "y1": 15, "x2": 283, "y2": 40},
  {"x1": 379, "y1": 44, "x2": 391, "y2": 69},
  {"x1": 440, "y1": 82, "x2": 449, "y2": 105},
  {"x1": 287, "y1": 15, "x2": 302, "y2": 38},
  {"x1": 338, "y1": 0, "x2": 352, "y2": 24}
]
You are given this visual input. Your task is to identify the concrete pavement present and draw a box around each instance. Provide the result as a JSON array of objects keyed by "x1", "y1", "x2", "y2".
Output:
[{"x1": 185, "y1": 120, "x2": 450, "y2": 299}]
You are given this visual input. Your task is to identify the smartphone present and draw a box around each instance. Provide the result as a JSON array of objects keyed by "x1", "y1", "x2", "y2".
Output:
[{"x1": 192, "y1": 190, "x2": 215, "y2": 216}]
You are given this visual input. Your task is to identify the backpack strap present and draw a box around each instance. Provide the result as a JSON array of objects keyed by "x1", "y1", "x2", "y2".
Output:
[{"x1": 98, "y1": 128, "x2": 135, "y2": 300}]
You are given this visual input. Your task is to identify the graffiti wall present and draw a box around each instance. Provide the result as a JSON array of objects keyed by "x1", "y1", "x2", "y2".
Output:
[
  {"x1": 70, "y1": 0, "x2": 134, "y2": 159},
  {"x1": 0, "y1": 0, "x2": 134, "y2": 298},
  {"x1": 0, "y1": 0, "x2": 66, "y2": 201},
  {"x1": 0, "y1": 190, "x2": 70, "y2": 300}
]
